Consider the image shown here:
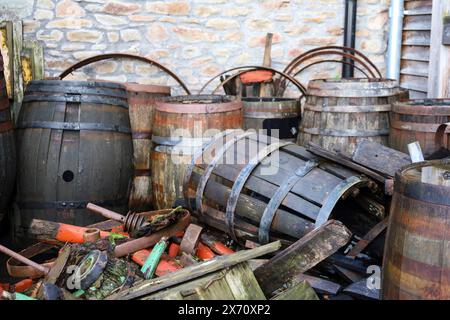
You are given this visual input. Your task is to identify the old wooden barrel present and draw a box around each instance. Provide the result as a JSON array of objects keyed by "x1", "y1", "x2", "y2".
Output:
[
  {"x1": 151, "y1": 95, "x2": 243, "y2": 209},
  {"x1": 389, "y1": 99, "x2": 450, "y2": 158},
  {"x1": 184, "y1": 130, "x2": 383, "y2": 245},
  {"x1": 242, "y1": 97, "x2": 301, "y2": 141},
  {"x1": 298, "y1": 78, "x2": 399, "y2": 155},
  {"x1": 382, "y1": 159, "x2": 450, "y2": 300},
  {"x1": 0, "y1": 54, "x2": 16, "y2": 223},
  {"x1": 126, "y1": 83, "x2": 171, "y2": 212},
  {"x1": 15, "y1": 80, "x2": 133, "y2": 236}
]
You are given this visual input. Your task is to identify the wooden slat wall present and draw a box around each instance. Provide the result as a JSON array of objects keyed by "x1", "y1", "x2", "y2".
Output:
[{"x1": 400, "y1": 0, "x2": 433, "y2": 99}]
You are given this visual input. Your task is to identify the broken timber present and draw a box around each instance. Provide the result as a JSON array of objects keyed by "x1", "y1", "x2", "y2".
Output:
[
  {"x1": 107, "y1": 240, "x2": 282, "y2": 300},
  {"x1": 253, "y1": 220, "x2": 351, "y2": 295}
]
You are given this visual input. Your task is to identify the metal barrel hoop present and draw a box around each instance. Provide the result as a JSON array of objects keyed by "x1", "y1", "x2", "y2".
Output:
[
  {"x1": 198, "y1": 65, "x2": 307, "y2": 97},
  {"x1": 225, "y1": 140, "x2": 293, "y2": 243},
  {"x1": 182, "y1": 129, "x2": 240, "y2": 211},
  {"x1": 314, "y1": 176, "x2": 369, "y2": 228},
  {"x1": 293, "y1": 59, "x2": 371, "y2": 79},
  {"x1": 258, "y1": 159, "x2": 319, "y2": 244},
  {"x1": 58, "y1": 53, "x2": 191, "y2": 95},
  {"x1": 195, "y1": 131, "x2": 255, "y2": 218}
]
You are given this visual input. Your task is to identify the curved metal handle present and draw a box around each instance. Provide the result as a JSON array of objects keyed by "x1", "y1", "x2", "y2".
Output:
[
  {"x1": 58, "y1": 53, "x2": 191, "y2": 95},
  {"x1": 435, "y1": 123, "x2": 450, "y2": 149}
]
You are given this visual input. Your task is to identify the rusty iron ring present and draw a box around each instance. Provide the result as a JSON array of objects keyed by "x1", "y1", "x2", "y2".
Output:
[
  {"x1": 293, "y1": 59, "x2": 371, "y2": 79},
  {"x1": 58, "y1": 53, "x2": 191, "y2": 95},
  {"x1": 284, "y1": 45, "x2": 382, "y2": 77},
  {"x1": 199, "y1": 65, "x2": 307, "y2": 97}
]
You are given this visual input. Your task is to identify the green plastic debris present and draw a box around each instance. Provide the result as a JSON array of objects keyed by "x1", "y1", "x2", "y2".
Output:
[{"x1": 141, "y1": 237, "x2": 168, "y2": 279}]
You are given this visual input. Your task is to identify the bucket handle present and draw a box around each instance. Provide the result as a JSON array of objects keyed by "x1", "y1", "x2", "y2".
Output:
[
  {"x1": 435, "y1": 122, "x2": 450, "y2": 149},
  {"x1": 58, "y1": 53, "x2": 191, "y2": 95}
]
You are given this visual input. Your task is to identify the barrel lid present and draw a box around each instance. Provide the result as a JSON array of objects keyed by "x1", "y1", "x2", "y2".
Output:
[
  {"x1": 393, "y1": 99, "x2": 450, "y2": 115},
  {"x1": 124, "y1": 83, "x2": 171, "y2": 95},
  {"x1": 308, "y1": 78, "x2": 399, "y2": 98},
  {"x1": 155, "y1": 94, "x2": 242, "y2": 114},
  {"x1": 241, "y1": 97, "x2": 299, "y2": 103}
]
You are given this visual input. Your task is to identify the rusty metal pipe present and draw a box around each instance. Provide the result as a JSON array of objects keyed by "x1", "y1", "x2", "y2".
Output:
[
  {"x1": 86, "y1": 203, "x2": 126, "y2": 223},
  {"x1": 0, "y1": 244, "x2": 50, "y2": 274}
]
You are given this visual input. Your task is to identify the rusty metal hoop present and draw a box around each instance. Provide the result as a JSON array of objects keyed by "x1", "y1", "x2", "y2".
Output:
[
  {"x1": 58, "y1": 53, "x2": 191, "y2": 94},
  {"x1": 293, "y1": 59, "x2": 371, "y2": 79},
  {"x1": 284, "y1": 45, "x2": 382, "y2": 77},
  {"x1": 198, "y1": 65, "x2": 307, "y2": 97}
]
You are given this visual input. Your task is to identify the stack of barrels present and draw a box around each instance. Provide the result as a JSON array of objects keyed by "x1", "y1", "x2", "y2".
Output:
[
  {"x1": 151, "y1": 95, "x2": 243, "y2": 209},
  {"x1": 126, "y1": 83, "x2": 170, "y2": 211},
  {"x1": 0, "y1": 54, "x2": 16, "y2": 223},
  {"x1": 298, "y1": 78, "x2": 400, "y2": 155},
  {"x1": 15, "y1": 80, "x2": 133, "y2": 236}
]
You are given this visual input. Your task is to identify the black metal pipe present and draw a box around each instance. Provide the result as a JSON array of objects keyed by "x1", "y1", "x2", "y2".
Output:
[{"x1": 343, "y1": 0, "x2": 357, "y2": 78}]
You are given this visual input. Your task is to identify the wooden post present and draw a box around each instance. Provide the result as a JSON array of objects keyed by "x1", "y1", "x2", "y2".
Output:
[
  {"x1": 428, "y1": 0, "x2": 450, "y2": 98},
  {"x1": 253, "y1": 220, "x2": 351, "y2": 295},
  {"x1": 259, "y1": 33, "x2": 273, "y2": 97}
]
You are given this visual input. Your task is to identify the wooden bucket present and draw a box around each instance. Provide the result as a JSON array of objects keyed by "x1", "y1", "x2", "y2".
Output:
[
  {"x1": 389, "y1": 99, "x2": 450, "y2": 158},
  {"x1": 15, "y1": 80, "x2": 133, "y2": 236},
  {"x1": 151, "y1": 95, "x2": 243, "y2": 209},
  {"x1": 298, "y1": 78, "x2": 399, "y2": 155},
  {"x1": 0, "y1": 54, "x2": 16, "y2": 222},
  {"x1": 242, "y1": 97, "x2": 301, "y2": 141},
  {"x1": 126, "y1": 83, "x2": 171, "y2": 211},
  {"x1": 183, "y1": 131, "x2": 383, "y2": 245},
  {"x1": 382, "y1": 159, "x2": 450, "y2": 299}
]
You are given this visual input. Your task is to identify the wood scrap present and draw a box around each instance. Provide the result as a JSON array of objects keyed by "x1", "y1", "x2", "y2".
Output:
[
  {"x1": 347, "y1": 217, "x2": 388, "y2": 259},
  {"x1": 271, "y1": 281, "x2": 319, "y2": 300},
  {"x1": 253, "y1": 220, "x2": 352, "y2": 295},
  {"x1": 293, "y1": 274, "x2": 341, "y2": 295}
]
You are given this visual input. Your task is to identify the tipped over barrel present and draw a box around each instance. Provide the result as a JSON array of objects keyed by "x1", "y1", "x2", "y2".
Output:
[{"x1": 298, "y1": 78, "x2": 400, "y2": 155}]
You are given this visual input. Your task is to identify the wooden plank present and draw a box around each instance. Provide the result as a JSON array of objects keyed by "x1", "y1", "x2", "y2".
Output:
[
  {"x1": 400, "y1": 74, "x2": 429, "y2": 92},
  {"x1": 347, "y1": 218, "x2": 389, "y2": 259},
  {"x1": 401, "y1": 46, "x2": 430, "y2": 61},
  {"x1": 293, "y1": 274, "x2": 342, "y2": 295},
  {"x1": 403, "y1": 14, "x2": 432, "y2": 30},
  {"x1": 107, "y1": 240, "x2": 282, "y2": 300},
  {"x1": 253, "y1": 220, "x2": 351, "y2": 295},
  {"x1": 271, "y1": 281, "x2": 319, "y2": 300},
  {"x1": 10, "y1": 20, "x2": 23, "y2": 122},
  {"x1": 428, "y1": 0, "x2": 450, "y2": 98},
  {"x1": 343, "y1": 278, "x2": 380, "y2": 300},
  {"x1": 351, "y1": 140, "x2": 411, "y2": 177}
]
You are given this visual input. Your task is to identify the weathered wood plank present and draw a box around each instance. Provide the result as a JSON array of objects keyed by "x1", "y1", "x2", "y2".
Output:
[
  {"x1": 271, "y1": 281, "x2": 319, "y2": 300},
  {"x1": 253, "y1": 220, "x2": 351, "y2": 295},
  {"x1": 107, "y1": 240, "x2": 282, "y2": 300}
]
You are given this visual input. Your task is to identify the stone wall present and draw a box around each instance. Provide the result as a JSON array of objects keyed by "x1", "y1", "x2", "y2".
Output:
[{"x1": 1, "y1": 0, "x2": 390, "y2": 95}]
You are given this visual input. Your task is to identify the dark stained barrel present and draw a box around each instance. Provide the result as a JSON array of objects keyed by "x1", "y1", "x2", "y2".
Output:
[
  {"x1": 183, "y1": 131, "x2": 383, "y2": 244},
  {"x1": 382, "y1": 160, "x2": 450, "y2": 300},
  {"x1": 389, "y1": 99, "x2": 450, "y2": 158},
  {"x1": 15, "y1": 80, "x2": 133, "y2": 236},
  {"x1": 126, "y1": 83, "x2": 171, "y2": 212},
  {"x1": 298, "y1": 78, "x2": 400, "y2": 155},
  {"x1": 0, "y1": 54, "x2": 16, "y2": 223},
  {"x1": 151, "y1": 95, "x2": 243, "y2": 209},
  {"x1": 242, "y1": 97, "x2": 301, "y2": 141}
]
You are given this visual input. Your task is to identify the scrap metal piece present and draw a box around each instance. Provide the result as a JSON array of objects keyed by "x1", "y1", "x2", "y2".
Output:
[{"x1": 179, "y1": 224, "x2": 203, "y2": 255}]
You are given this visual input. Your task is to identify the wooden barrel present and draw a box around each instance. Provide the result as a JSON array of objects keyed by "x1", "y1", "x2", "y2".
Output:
[
  {"x1": 15, "y1": 80, "x2": 133, "y2": 236},
  {"x1": 0, "y1": 54, "x2": 16, "y2": 222},
  {"x1": 389, "y1": 99, "x2": 450, "y2": 158},
  {"x1": 298, "y1": 78, "x2": 399, "y2": 155},
  {"x1": 126, "y1": 83, "x2": 171, "y2": 212},
  {"x1": 183, "y1": 131, "x2": 383, "y2": 245},
  {"x1": 382, "y1": 160, "x2": 450, "y2": 300},
  {"x1": 151, "y1": 95, "x2": 243, "y2": 209},
  {"x1": 242, "y1": 97, "x2": 301, "y2": 141}
]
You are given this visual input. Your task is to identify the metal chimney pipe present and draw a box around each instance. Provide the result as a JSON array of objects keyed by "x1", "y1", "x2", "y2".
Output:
[
  {"x1": 386, "y1": 0, "x2": 404, "y2": 80},
  {"x1": 343, "y1": 0, "x2": 357, "y2": 78}
]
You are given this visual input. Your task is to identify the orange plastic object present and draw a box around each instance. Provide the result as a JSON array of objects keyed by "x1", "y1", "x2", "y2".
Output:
[
  {"x1": 55, "y1": 223, "x2": 112, "y2": 243},
  {"x1": 196, "y1": 242, "x2": 215, "y2": 261},
  {"x1": 13, "y1": 279, "x2": 33, "y2": 293},
  {"x1": 208, "y1": 241, "x2": 234, "y2": 255},
  {"x1": 168, "y1": 243, "x2": 180, "y2": 258},
  {"x1": 132, "y1": 249, "x2": 182, "y2": 277},
  {"x1": 240, "y1": 70, "x2": 274, "y2": 84}
]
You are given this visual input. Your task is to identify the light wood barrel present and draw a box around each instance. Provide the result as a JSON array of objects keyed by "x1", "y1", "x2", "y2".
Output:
[
  {"x1": 126, "y1": 83, "x2": 170, "y2": 211},
  {"x1": 389, "y1": 99, "x2": 450, "y2": 158},
  {"x1": 151, "y1": 95, "x2": 243, "y2": 209},
  {"x1": 298, "y1": 78, "x2": 399, "y2": 155},
  {"x1": 382, "y1": 160, "x2": 450, "y2": 300}
]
